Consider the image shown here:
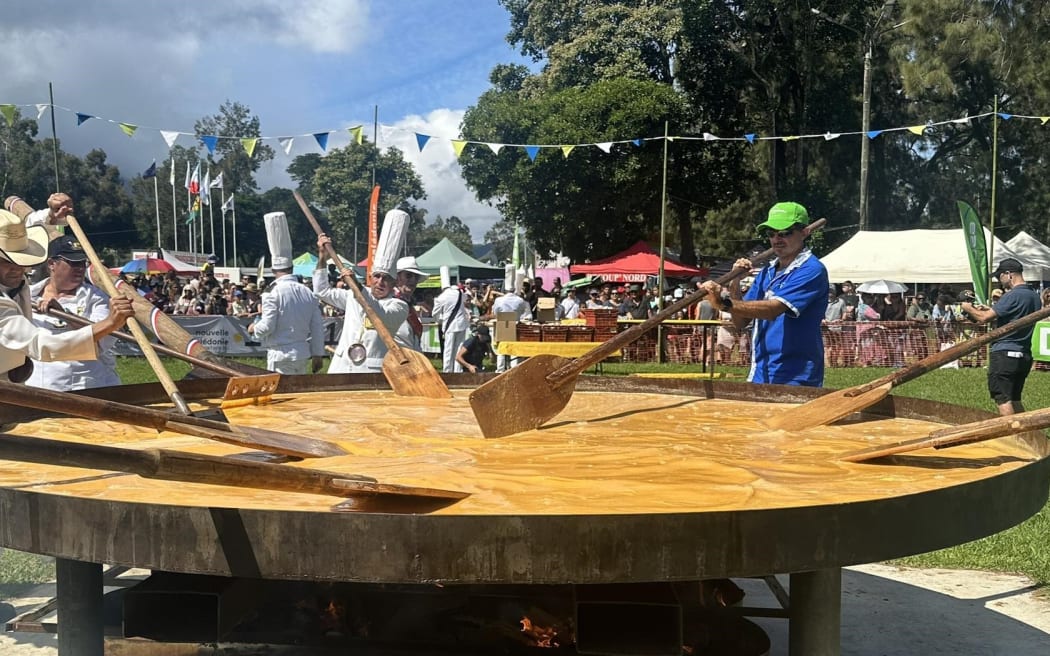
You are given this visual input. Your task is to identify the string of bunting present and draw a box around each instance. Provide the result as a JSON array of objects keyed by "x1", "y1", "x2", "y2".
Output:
[{"x1": 2, "y1": 102, "x2": 1049, "y2": 162}]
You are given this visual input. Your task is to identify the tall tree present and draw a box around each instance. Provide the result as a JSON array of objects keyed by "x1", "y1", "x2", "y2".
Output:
[
  {"x1": 484, "y1": 218, "x2": 517, "y2": 264},
  {"x1": 296, "y1": 141, "x2": 425, "y2": 258},
  {"x1": 194, "y1": 101, "x2": 275, "y2": 195},
  {"x1": 417, "y1": 215, "x2": 475, "y2": 254}
]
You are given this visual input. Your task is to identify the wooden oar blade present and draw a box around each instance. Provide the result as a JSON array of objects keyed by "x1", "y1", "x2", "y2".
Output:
[
  {"x1": 167, "y1": 420, "x2": 347, "y2": 459},
  {"x1": 383, "y1": 349, "x2": 453, "y2": 399},
  {"x1": 219, "y1": 373, "x2": 281, "y2": 408},
  {"x1": 469, "y1": 355, "x2": 575, "y2": 438},
  {"x1": 762, "y1": 383, "x2": 892, "y2": 431},
  {"x1": 330, "y1": 478, "x2": 469, "y2": 500}
]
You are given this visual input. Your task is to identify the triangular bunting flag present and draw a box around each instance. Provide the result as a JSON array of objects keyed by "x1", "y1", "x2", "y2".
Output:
[
  {"x1": 561, "y1": 145, "x2": 575, "y2": 158},
  {"x1": 313, "y1": 132, "x2": 330, "y2": 152},
  {"x1": 348, "y1": 125, "x2": 363, "y2": 145},
  {"x1": 951, "y1": 117, "x2": 971, "y2": 125},
  {"x1": 823, "y1": 132, "x2": 841, "y2": 140},
  {"x1": 486, "y1": 143, "x2": 504, "y2": 154},
  {"x1": 997, "y1": 113, "x2": 1013, "y2": 120},
  {"x1": 451, "y1": 140, "x2": 468, "y2": 157},
  {"x1": 76, "y1": 113, "x2": 94, "y2": 126},
  {"x1": 781, "y1": 136, "x2": 800, "y2": 141},
  {"x1": 702, "y1": 132, "x2": 718, "y2": 141},
  {"x1": 595, "y1": 142, "x2": 613, "y2": 153},
  {"x1": 631, "y1": 139, "x2": 642, "y2": 146},
  {"x1": 161, "y1": 131, "x2": 180, "y2": 148},
  {"x1": 415, "y1": 133, "x2": 431, "y2": 151},
  {"x1": 380, "y1": 125, "x2": 396, "y2": 142},
  {"x1": 866, "y1": 130, "x2": 883, "y2": 139},
  {"x1": 279, "y1": 137, "x2": 294, "y2": 155},
  {"x1": 0, "y1": 105, "x2": 15, "y2": 126},
  {"x1": 744, "y1": 133, "x2": 756, "y2": 144},
  {"x1": 1042, "y1": 117, "x2": 1050, "y2": 126},
  {"x1": 35, "y1": 104, "x2": 48, "y2": 120},
  {"x1": 240, "y1": 138, "x2": 258, "y2": 157},
  {"x1": 907, "y1": 125, "x2": 926, "y2": 136},
  {"x1": 118, "y1": 123, "x2": 138, "y2": 138},
  {"x1": 524, "y1": 145, "x2": 540, "y2": 162},
  {"x1": 201, "y1": 135, "x2": 219, "y2": 154}
]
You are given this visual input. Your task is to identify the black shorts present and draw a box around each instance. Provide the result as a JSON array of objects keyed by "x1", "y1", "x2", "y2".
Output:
[{"x1": 987, "y1": 351, "x2": 1033, "y2": 405}]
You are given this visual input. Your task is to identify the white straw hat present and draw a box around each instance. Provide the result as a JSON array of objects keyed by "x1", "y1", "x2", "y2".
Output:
[{"x1": 0, "y1": 209, "x2": 49, "y2": 266}]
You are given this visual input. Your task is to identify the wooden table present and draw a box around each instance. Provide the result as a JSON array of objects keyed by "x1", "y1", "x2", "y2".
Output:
[{"x1": 494, "y1": 341, "x2": 622, "y2": 358}]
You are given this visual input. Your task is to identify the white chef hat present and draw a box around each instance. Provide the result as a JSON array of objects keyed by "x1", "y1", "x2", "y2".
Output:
[
  {"x1": 372, "y1": 209, "x2": 409, "y2": 278},
  {"x1": 264, "y1": 211, "x2": 293, "y2": 271}
]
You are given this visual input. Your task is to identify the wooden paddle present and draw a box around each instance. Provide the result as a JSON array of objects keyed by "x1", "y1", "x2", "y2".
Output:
[
  {"x1": 840, "y1": 407, "x2": 1050, "y2": 462},
  {"x1": 469, "y1": 219, "x2": 828, "y2": 438},
  {"x1": 0, "y1": 378, "x2": 344, "y2": 458},
  {"x1": 44, "y1": 307, "x2": 279, "y2": 405},
  {"x1": 763, "y1": 304, "x2": 1050, "y2": 431},
  {"x1": 0, "y1": 432, "x2": 468, "y2": 503},
  {"x1": 293, "y1": 191, "x2": 452, "y2": 399}
]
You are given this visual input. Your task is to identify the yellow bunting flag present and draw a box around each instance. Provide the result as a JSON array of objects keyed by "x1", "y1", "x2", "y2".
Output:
[
  {"x1": 348, "y1": 125, "x2": 363, "y2": 145},
  {"x1": 451, "y1": 140, "x2": 468, "y2": 157},
  {"x1": 1041, "y1": 117, "x2": 1050, "y2": 125},
  {"x1": 907, "y1": 125, "x2": 926, "y2": 135},
  {"x1": 0, "y1": 105, "x2": 16, "y2": 126},
  {"x1": 561, "y1": 145, "x2": 575, "y2": 158},
  {"x1": 240, "y1": 137, "x2": 258, "y2": 157},
  {"x1": 118, "y1": 123, "x2": 138, "y2": 138},
  {"x1": 781, "y1": 136, "x2": 800, "y2": 142}
]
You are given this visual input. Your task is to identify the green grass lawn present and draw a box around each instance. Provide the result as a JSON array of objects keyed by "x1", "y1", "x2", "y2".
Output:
[{"x1": 2, "y1": 358, "x2": 1048, "y2": 587}]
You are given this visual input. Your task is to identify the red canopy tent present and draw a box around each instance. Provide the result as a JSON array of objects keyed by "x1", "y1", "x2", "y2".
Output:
[{"x1": 569, "y1": 241, "x2": 706, "y2": 283}]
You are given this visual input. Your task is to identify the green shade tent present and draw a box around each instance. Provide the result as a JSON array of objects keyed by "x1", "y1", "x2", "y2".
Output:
[{"x1": 415, "y1": 238, "x2": 505, "y2": 281}]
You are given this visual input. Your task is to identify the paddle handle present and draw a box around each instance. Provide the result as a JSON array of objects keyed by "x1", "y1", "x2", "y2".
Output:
[
  {"x1": 842, "y1": 407, "x2": 1050, "y2": 462},
  {"x1": 546, "y1": 218, "x2": 827, "y2": 384},
  {"x1": 63, "y1": 215, "x2": 192, "y2": 415},
  {"x1": 0, "y1": 432, "x2": 381, "y2": 498},
  {"x1": 848, "y1": 303, "x2": 1050, "y2": 397},
  {"x1": 44, "y1": 308, "x2": 243, "y2": 378},
  {"x1": 293, "y1": 191, "x2": 407, "y2": 363}
]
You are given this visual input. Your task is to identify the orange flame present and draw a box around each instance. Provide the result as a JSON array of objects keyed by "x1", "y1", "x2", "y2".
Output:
[{"x1": 520, "y1": 616, "x2": 559, "y2": 648}]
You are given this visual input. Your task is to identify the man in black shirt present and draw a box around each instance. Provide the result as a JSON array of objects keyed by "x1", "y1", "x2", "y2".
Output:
[
  {"x1": 456, "y1": 325, "x2": 495, "y2": 373},
  {"x1": 960, "y1": 258, "x2": 1041, "y2": 415}
]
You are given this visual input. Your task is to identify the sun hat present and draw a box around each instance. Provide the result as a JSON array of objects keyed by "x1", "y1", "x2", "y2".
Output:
[
  {"x1": 757, "y1": 202, "x2": 810, "y2": 232},
  {"x1": 0, "y1": 209, "x2": 49, "y2": 266},
  {"x1": 396, "y1": 256, "x2": 428, "y2": 279}
]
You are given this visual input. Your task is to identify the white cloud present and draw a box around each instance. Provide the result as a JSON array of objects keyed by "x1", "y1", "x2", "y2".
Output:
[{"x1": 385, "y1": 110, "x2": 501, "y2": 242}]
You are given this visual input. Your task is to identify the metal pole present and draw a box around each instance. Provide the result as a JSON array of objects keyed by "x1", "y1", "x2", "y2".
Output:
[
  {"x1": 989, "y1": 95, "x2": 1000, "y2": 298},
  {"x1": 48, "y1": 83, "x2": 60, "y2": 190},
  {"x1": 657, "y1": 121, "x2": 670, "y2": 364},
  {"x1": 56, "y1": 558, "x2": 103, "y2": 656},
  {"x1": 789, "y1": 568, "x2": 841, "y2": 655},
  {"x1": 153, "y1": 171, "x2": 161, "y2": 250},
  {"x1": 859, "y1": 43, "x2": 873, "y2": 231}
]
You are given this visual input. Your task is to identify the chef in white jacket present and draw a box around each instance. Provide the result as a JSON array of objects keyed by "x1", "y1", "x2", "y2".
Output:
[
  {"x1": 313, "y1": 210, "x2": 409, "y2": 374},
  {"x1": 0, "y1": 209, "x2": 132, "y2": 382},
  {"x1": 431, "y1": 267, "x2": 472, "y2": 373}
]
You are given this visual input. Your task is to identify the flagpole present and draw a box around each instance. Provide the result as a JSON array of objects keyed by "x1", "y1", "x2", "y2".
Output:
[
  {"x1": 48, "y1": 83, "x2": 60, "y2": 190},
  {"x1": 170, "y1": 157, "x2": 178, "y2": 251},
  {"x1": 220, "y1": 189, "x2": 227, "y2": 267},
  {"x1": 989, "y1": 94, "x2": 1000, "y2": 298},
  {"x1": 153, "y1": 168, "x2": 161, "y2": 250},
  {"x1": 185, "y1": 162, "x2": 191, "y2": 257},
  {"x1": 232, "y1": 205, "x2": 238, "y2": 268},
  {"x1": 208, "y1": 192, "x2": 215, "y2": 256}
]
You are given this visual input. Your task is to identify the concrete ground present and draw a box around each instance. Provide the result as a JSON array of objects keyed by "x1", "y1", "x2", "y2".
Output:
[{"x1": 0, "y1": 564, "x2": 1047, "y2": 655}]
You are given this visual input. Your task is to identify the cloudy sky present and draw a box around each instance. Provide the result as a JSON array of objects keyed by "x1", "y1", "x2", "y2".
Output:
[{"x1": 3, "y1": 0, "x2": 537, "y2": 240}]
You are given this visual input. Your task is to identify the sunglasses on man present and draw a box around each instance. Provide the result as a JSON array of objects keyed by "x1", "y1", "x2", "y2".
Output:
[{"x1": 761, "y1": 226, "x2": 800, "y2": 239}]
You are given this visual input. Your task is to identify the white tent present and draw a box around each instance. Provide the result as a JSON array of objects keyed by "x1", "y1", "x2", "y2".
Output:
[
  {"x1": 1006, "y1": 230, "x2": 1050, "y2": 280},
  {"x1": 820, "y1": 228, "x2": 1033, "y2": 284}
]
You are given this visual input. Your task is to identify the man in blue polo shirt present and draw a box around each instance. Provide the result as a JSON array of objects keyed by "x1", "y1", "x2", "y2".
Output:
[{"x1": 702, "y1": 202, "x2": 828, "y2": 386}]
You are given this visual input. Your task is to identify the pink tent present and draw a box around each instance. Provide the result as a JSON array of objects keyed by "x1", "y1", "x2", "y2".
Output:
[{"x1": 570, "y1": 241, "x2": 706, "y2": 283}]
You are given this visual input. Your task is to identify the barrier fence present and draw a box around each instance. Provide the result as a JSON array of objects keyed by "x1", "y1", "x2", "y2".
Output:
[{"x1": 622, "y1": 321, "x2": 994, "y2": 368}]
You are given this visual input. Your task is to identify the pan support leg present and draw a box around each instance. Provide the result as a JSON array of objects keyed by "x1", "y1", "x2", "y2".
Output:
[
  {"x1": 788, "y1": 567, "x2": 841, "y2": 656},
  {"x1": 56, "y1": 558, "x2": 103, "y2": 656}
]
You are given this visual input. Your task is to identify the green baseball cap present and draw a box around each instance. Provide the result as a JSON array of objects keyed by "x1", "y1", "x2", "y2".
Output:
[{"x1": 758, "y1": 202, "x2": 810, "y2": 231}]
